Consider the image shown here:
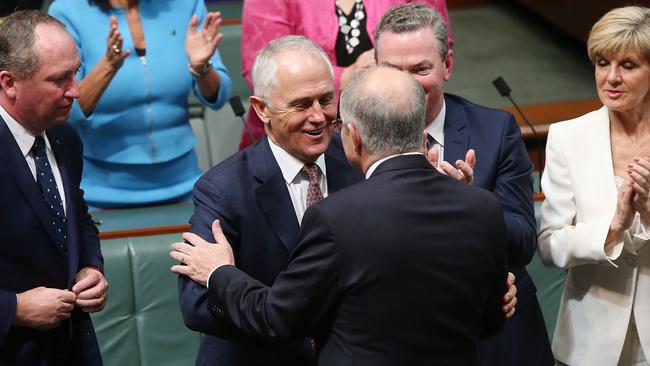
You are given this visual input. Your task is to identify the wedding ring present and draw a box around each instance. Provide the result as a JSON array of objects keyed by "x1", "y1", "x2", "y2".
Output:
[
  {"x1": 112, "y1": 44, "x2": 120, "y2": 54},
  {"x1": 207, "y1": 36, "x2": 213, "y2": 42}
]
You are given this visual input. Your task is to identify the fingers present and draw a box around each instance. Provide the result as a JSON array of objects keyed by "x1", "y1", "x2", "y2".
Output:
[
  {"x1": 72, "y1": 271, "x2": 100, "y2": 294},
  {"x1": 427, "y1": 146, "x2": 439, "y2": 168},
  {"x1": 439, "y1": 161, "x2": 464, "y2": 181},
  {"x1": 504, "y1": 297, "x2": 517, "y2": 319},
  {"x1": 454, "y1": 160, "x2": 473, "y2": 184},
  {"x1": 628, "y1": 159, "x2": 650, "y2": 197},
  {"x1": 181, "y1": 232, "x2": 209, "y2": 247},
  {"x1": 187, "y1": 14, "x2": 199, "y2": 36},
  {"x1": 203, "y1": 12, "x2": 222, "y2": 33},
  {"x1": 212, "y1": 220, "x2": 229, "y2": 245}
]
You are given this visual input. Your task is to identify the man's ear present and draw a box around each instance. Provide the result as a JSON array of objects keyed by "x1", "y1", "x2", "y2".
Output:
[
  {"x1": 346, "y1": 123, "x2": 363, "y2": 156},
  {"x1": 0, "y1": 71, "x2": 17, "y2": 99},
  {"x1": 443, "y1": 49, "x2": 454, "y2": 82},
  {"x1": 249, "y1": 96, "x2": 271, "y2": 125}
]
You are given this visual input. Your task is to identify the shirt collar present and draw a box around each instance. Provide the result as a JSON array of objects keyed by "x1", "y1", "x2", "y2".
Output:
[
  {"x1": 0, "y1": 104, "x2": 51, "y2": 158},
  {"x1": 424, "y1": 99, "x2": 446, "y2": 143},
  {"x1": 365, "y1": 152, "x2": 423, "y2": 179},
  {"x1": 268, "y1": 137, "x2": 327, "y2": 184}
]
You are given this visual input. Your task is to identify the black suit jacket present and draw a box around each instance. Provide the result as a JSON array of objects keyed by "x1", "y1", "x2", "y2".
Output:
[
  {"x1": 443, "y1": 94, "x2": 553, "y2": 365},
  {"x1": 179, "y1": 136, "x2": 363, "y2": 365},
  {"x1": 0, "y1": 120, "x2": 103, "y2": 365},
  {"x1": 207, "y1": 154, "x2": 508, "y2": 366}
]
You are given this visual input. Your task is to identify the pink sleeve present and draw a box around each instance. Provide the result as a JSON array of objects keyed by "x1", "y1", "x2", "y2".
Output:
[{"x1": 241, "y1": 0, "x2": 294, "y2": 89}]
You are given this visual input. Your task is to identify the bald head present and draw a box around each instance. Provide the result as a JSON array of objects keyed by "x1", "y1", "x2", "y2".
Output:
[{"x1": 340, "y1": 66, "x2": 425, "y2": 157}]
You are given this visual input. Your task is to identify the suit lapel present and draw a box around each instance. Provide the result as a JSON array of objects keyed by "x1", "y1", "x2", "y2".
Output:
[
  {"x1": 252, "y1": 139, "x2": 301, "y2": 254},
  {"x1": 325, "y1": 138, "x2": 353, "y2": 193},
  {"x1": 442, "y1": 95, "x2": 469, "y2": 164},
  {"x1": 0, "y1": 119, "x2": 66, "y2": 251},
  {"x1": 589, "y1": 107, "x2": 618, "y2": 217}
]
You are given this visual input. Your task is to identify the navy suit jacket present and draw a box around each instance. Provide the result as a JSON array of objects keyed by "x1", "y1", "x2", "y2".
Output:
[
  {"x1": 0, "y1": 119, "x2": 103, "y2": 365},
  {"x1": 179, "y1": 136, "x2": 363, "y2": 365},
  {"x1": 443, "y1": 94, "x2": 552, "y2": 365},
  {"x1": 206, "y1": 155, "x2": 508, "y2": 366}
]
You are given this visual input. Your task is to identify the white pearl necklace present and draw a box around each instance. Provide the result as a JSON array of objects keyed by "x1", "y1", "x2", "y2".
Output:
[{"x1": 336, "y1": 0, "x2": 365, "y2": 54}]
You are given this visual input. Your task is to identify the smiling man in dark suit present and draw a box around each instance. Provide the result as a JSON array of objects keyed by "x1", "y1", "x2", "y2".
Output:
[
  {"x1": 172, "y1": 65, "x2": 509, "y2": 365},
  {"x1": 374, "y1": 4, "x2": 553, "y2": 365},
  {"x1": 0, "y1": 10, "x2": 107, "y2": 366},
  {"x1": 177, "y1": 35, "x2": 363, "y2": 366}
]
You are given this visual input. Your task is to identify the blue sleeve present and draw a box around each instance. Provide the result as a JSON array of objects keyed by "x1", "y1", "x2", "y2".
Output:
[
  {"x1": 0, "y1": 289, "x2": 17, "y2": 345},
  {"x1": 189, "y1": 0, "x2": 232, "y2": 110},
  {"x1": 178, "y1": 174, "x2": 239, "y2": 335},
  {"x1": 495, "y1": 114, "x2": 537, "y2": 267}
]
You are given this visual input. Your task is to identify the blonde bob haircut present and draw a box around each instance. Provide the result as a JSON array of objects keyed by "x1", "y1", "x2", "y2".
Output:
[{"x1": 587, "y1": 6, "x2": 650, "y2": 63}]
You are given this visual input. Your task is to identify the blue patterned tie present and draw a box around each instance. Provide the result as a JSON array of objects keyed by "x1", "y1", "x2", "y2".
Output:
[{"x1": 32, "y1": 135, "x2": 67, "y2": 251}]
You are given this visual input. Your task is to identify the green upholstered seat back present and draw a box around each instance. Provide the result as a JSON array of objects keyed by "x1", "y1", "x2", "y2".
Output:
[{"x1": 92, "y1": 234, "x2": 200, "y2": 366}]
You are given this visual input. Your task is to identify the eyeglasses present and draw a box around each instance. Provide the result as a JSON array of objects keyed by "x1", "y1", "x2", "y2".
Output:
[{"x1": 328, "y1": 118, "x2": 343, "y2": 133}]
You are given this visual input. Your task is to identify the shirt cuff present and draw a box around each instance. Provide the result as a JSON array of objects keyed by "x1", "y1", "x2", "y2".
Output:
[{"x1": 206, "y1": 264, "x2": 232, "y2": 289}]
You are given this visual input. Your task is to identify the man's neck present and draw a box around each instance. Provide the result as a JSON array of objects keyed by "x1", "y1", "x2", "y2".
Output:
[{"x1": 0, "y1": 99, "x2": 40, "y2": 135}]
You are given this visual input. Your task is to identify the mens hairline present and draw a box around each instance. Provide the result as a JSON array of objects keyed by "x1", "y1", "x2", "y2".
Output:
[{"x1": 252, "y1": 36, "x2": 334, "y2": 102}]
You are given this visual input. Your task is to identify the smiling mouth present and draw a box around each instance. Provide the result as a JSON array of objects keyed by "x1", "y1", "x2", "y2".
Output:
[{"x1": 304, "y1": 127, "x2": 326, "y2": 136}]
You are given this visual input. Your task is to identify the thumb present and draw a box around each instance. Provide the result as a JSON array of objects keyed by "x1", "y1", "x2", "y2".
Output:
[
  {"x1": 466, "y1": 149, "x2": 476, "y2": 168},
  {"x1": 427, "y1": 147, "x2": 439, "y2": 168},
  {"x1": 212, "y1": 220, "x2": 229, "y2": 245}
]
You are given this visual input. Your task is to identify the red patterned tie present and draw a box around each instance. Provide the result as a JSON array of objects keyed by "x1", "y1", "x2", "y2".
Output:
[{"x1": 302, "y1": 163, "x2": 323, "y2": 208}]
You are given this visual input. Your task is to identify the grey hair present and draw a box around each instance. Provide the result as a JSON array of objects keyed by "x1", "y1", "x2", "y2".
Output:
[
  {"x1": 375, "y1": 3, "x2": 449, "y2": 60},
  {"x1": 0, "y1": 10, "x2": 66, "y2": 79},
  {"x1": 340, "y1": 67, "x2": 425, "y2": 157},
  {"x1": 251, "y1": 35, "x2": 333, "y2": 101}
]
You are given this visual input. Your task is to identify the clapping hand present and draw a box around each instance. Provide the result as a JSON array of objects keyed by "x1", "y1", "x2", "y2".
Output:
[
  {"x1": 428, "y1": 147, "x2": 476, "y2": 184},
  {"x1": 105, "y1": 16, "x2": 130, "y2": 69},
  {"x1": 185, "y1": 12, "x2": 223, "y2": 71}
]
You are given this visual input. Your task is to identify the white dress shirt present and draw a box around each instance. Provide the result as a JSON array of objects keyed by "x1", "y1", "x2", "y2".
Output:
[
  {"x1": 365, "y1": 152, "x2": 425, "y2": 179},
  {"x1": 0, "y1": 105, "x2": 67, "y2": 214},
  {"x1": 268, "y1": 137, "x2": 328, "y2": 224}
]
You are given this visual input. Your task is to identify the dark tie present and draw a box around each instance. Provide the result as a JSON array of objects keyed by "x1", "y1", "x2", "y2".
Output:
[
  {"x1": 32, "y1": 135, "x2": 67, "y2": 250},
  {"x1": 426, "y1": 133, "x2": 439, "y2": 151},
  {"x1": 302, "y1": 163, "x2": 323, "y2": 208}
]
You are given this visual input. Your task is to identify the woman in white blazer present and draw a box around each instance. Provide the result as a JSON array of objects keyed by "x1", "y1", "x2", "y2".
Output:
[{"x1": 538, "y1": 6, "x2": 650, "y2": 366}]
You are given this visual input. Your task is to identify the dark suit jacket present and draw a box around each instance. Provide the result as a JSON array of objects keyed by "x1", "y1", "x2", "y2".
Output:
[
  {"x1": 179, "y1": 136, "x2": 363, "y2": 365},
  {"x1": 207, "y1": 154, "x2": 508, "y2": 366},
  {"x1": 0, "y1": 120, "x2": 103, "y2": 366},
  {"x1": 443, "y1": 94, "x2": 552, "y2": 365}
]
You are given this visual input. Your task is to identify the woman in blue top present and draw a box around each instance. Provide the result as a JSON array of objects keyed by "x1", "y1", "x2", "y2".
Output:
[{"x1": 49, "y1": 0, "x2": 232, "y2": 208}]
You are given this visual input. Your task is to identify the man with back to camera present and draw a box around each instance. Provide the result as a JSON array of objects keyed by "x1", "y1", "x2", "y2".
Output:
[
  {"x1": 373, "y1": 3, "x2": 553, "y2": 365},
  {"x1": 0, "y1": 10, "x2": 107, "y2": 365},
  {"x1": 172, "y1": 65, "x2": 510, "y2": 365}
]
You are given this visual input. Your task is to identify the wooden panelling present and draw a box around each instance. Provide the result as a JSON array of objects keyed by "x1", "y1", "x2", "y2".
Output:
[{"x1": 99, "y1": 224, "x2": 190, "y2": 240}]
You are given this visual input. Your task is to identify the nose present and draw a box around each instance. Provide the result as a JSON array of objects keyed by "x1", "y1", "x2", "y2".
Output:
[
  {"x1": 606, "y1": 65, "x2": 621, "y2": 84},
  {"x1": 306, "y1": 100, "x2": 326, "y2": 123},
  {"x1": 66, "y1": 78, "x2": 80, "y2": 99}
]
